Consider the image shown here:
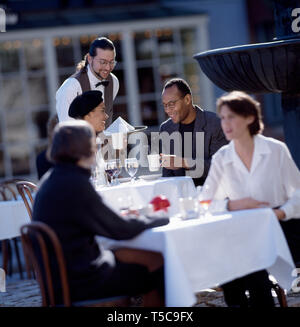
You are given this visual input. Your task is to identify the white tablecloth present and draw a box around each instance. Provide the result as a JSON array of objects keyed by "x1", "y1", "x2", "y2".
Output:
[
  {"x1": 97, "y1": 208, "x2": 295, "y2": 307},
  {"x1": 0, "y1": 200, "x2": 30, "y2": 240},
  {"x1": 97, "y1": 176, "x2": 196, "y2": 217}
]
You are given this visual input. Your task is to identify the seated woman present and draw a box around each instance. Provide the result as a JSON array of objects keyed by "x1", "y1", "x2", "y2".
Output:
[
  {"x1": 202, "y1": 91, "x2": 300, "y2": 307},
  {"x1": 32, "y1": 120, "x2": 169, "y2": 306}
]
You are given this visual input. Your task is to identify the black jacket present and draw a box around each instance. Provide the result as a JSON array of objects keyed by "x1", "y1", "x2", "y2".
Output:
[
  {"x1": 159, "y1": 106, "x2": 228, "y2": 186},
  {"x1": 32, "y1": 163, "x2": 169, "y2": 299}
]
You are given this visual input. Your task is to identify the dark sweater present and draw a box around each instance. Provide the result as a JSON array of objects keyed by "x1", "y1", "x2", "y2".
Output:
[
  {"x1": 160, "y1": 106, "x2": 228, "y2": 186},
  {"x1": 36, "y1": 149, "x2": 54, "y2": 179},
  {"x1": 32, "y1": 163, "x2": 169, "y2": 300}
]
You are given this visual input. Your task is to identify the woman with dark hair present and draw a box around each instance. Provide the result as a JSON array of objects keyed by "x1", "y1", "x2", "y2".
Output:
[
  {"x1": 32, "y1": 120, "x2": 168, "y2": 305},
  {"x1": 202, "y1": 91, "x2": 300, "y2": 307},
  {"x1": 56, "y1": 36, "x2": 119, "y2": 125}
]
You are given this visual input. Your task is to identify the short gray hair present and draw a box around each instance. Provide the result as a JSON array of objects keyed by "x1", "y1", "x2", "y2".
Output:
[{"x1": 49, "y1": 120, "x2": 95, "y2": 164}]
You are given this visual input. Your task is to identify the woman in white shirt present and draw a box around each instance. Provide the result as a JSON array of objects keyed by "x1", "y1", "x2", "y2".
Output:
[{"x1": 204, "y1": 91, "x2": 300, "y2": 307}]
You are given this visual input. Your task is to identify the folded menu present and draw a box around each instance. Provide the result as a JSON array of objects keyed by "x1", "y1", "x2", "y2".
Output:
[{"x1": 104, "y1": 117, "x2": 135, "y2": 135}]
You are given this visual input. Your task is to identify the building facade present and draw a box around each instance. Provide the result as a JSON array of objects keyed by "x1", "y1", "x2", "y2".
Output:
[{"x1": 0, "y1": 0, "x2": 255, "y2": 181}]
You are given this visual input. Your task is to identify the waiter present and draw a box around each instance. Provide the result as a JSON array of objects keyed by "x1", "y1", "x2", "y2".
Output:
[{"x1": 56, "y1": 37, "x2": 119, "y2": 126}]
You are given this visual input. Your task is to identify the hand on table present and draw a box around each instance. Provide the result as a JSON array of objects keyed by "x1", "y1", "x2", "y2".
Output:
[
  {"x1": 160, "y1": 154, "x2": 189, "y2": 170},
  {"x1": 273, "y1": 208, "x2": 286, "y2": 220},
  {"x1": 120, "y1": 209, "x2": 140, "y2": 218}
]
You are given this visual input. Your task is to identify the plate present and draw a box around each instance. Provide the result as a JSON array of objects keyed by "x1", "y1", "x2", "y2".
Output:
[{"x1": 139, "y1": 174, "x2": 162, "y2": 181}]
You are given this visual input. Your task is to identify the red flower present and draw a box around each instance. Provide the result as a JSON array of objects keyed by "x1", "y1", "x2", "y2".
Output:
[{"x1": 150, "y1": 195, "x2": 170, "y2": 212}]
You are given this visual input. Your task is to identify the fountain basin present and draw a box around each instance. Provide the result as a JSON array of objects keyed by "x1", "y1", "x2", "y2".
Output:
[{"x1": 194, "y1": 38, "x2": 300, "y2": 94}]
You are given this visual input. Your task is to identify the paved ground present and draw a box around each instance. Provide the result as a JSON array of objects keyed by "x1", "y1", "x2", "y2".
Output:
[{"x1": 1, "y1": 273, "x2": 300, "y2": 307}]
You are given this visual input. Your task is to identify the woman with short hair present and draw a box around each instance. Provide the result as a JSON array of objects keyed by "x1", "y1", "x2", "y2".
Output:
[
  {"x1": 32, "y1": 120, "x2": 168, "y2": 306},
  {"x1": 203, "y1": 91, "x2": 300, "y2": 307}
]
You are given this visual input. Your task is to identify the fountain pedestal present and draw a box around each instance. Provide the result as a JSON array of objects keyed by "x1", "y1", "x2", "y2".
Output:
[{"x1": 194, "y1": 0, "x2": 300, "y2": 168}]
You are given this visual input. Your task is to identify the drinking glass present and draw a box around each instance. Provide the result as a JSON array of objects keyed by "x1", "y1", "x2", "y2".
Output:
[
  {"x1": 104, "y1": 160, "x2": 118, "y2": 186},
  {"x1": 90, "y1": 164, "x2": 101, "y2": 188},
  {"x1": 113, "y1": 159, "x2": 122, "y2": 185},
  {"x1": 197, "y1": 185, "x2": 212, "y2": 217},
  {"x1": 125, "y1": 158, "x2": 139, "y2": 183},
  {"x1": 117, "y1": 195, "x2": 133, "y2": 212}
]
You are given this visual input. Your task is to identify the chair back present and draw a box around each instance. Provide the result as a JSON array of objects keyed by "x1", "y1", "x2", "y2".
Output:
[
  {"x1": 16, "y1": 181, "x2": 37, "y2": 219},
  {"x1": 0, "y1": 180, "x2": 29, "y2": 279},
  {"x1": 0, "y1": 182, "x2": 17, "y2": 201},
  {"x1": 20, "y1": 222, "x2": 71, "y2": 306}
]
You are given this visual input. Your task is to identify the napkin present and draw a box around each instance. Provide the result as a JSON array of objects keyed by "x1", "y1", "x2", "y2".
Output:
[
  {"x1": 104, "y1": 117, "x2": 135, "y2": 135},
  {"x1": 0, "y1": 268, "x2": 6, "y2": 292}
]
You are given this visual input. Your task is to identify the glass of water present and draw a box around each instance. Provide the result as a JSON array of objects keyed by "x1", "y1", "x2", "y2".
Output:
[{"x1": 125, "y1": 158, "x2": 139, "y2": 183}]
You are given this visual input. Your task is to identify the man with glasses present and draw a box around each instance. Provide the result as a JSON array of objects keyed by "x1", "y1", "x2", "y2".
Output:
[
  {"x1": 56, "y1": 37, "x2": 119, "y2": 126},
  {"x1": 159, "y1": 78, "x2": 227, "y2": 186}
]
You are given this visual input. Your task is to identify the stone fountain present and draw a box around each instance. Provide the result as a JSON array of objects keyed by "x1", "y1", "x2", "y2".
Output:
[{"x1": 194, "y1": 0, "x2": 300, "y2": 168}]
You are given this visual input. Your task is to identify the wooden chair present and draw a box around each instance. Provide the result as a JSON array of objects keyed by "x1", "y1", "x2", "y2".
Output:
[
  {"x1": 272, "y1": 282, "x2": 288, "y2": 307},
  {"x1": 16, "y1": 181, "x2": 37, "y2": 219},
  {"x1": 209, "y1": 282, "x2": 287, "y2": 307},
  {"x1": 20, "y1": 222, "x2": 130, "y2": 307},
  {"x1": 0, "y1": 182, "x2": 24, "y2": 279},
  {"x1": 15, "y1": 181, "x2": 38, "y2": 278}
]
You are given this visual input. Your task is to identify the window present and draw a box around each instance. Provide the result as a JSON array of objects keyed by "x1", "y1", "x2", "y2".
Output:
[
  {"x1": 0, "y1": 39, "x2": 51, "y2": 180},
  {"x1": 0, "y1": 15, "x2": 209, "y2": 181}
]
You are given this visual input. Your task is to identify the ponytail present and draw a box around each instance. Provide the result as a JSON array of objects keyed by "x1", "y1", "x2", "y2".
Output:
[{"x1": 76, "y1": 54, "x2": 88, "y2": 72}]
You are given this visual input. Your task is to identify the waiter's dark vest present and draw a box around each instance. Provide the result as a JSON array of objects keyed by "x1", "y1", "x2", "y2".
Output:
[{"x1": 71, "y1": 69, "x2": 114, "y2": 127}]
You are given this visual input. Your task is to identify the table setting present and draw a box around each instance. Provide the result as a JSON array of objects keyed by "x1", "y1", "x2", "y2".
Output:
[
  {"x1": 96, "y1": 207, "x2": 296, "y2": 307},
  {"x1": 1, "y1": 115, "x2": 294, "y2": 307}
]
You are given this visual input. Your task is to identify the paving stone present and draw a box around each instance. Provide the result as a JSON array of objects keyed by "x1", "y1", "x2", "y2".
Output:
[{"x1": 1, "y1": 275, "x2": 300, "y2": 307}]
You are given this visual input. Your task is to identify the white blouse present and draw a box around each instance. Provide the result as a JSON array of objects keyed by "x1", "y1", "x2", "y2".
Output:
[
  {"x1": 203, "y1": 134, "x2": 300, "y2": 220},
  {"x1": 94, "y1": 141, "x2": 108, "y2": 187},
  {"x1": 56, "y1": 65, "x2": 119, "y2": 122}
]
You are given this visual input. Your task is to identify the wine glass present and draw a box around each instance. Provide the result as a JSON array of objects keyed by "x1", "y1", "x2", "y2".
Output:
[
  {"x1": 117, "y1": 195, "x2": 133, "y2": 215},
  {"x1": 197, "y1": 185, "x2": 212, "y2": 217},
  {"x1": 113, "y1": 159, "x2": 122, "y2": 186},
  {"x1": 90, "y1": 164, "x2": 100, "y2": 188},
  {"x1": 125, "y1": 158, "x2": 139, "y2": 183},
  {"x1": 104, "y1": 160, "x2": 118, "y2": 186}
]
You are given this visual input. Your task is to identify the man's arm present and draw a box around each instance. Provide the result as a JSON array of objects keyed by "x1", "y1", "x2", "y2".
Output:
[
  {"x1": 111, "y1": 72, "x2": 119, "y2": 100},
  {"x1": 161, "y1": 119, "x2": 227, "y2": 181},
  {"x1": 56, "y1": 78, "x2": 81, "y2": 121}
]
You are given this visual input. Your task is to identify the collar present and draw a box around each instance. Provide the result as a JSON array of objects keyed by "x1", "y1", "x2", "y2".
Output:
[
  {"x1": 194, "y1": 105, "x2": 206, "y2": 131},
  {"x1": 55, "y1": 162, "x2": 91, "y2": 178},
  {"x1": 87, "y1": 65, "x2": 103, "y2": 86},
  {"x1": 169, "y1": 106, "x2": 205, "y2": 132},
  {"x1": 223, "y1": 134, "x2": 271, "y2": 173}
]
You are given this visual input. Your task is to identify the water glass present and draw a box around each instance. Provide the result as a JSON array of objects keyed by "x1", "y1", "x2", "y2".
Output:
[
  {"x1": 117, "y1": 195, "x2": 133, "y2": 211},
  {"x1": 179, "y1": 197, "x2": 199, "y2": 219},
  {"x1": 125, "y1": 158, "x2": 139, "y2": 183},
  {"x1": 91, "y1": 165, "x2": 101, "y2": 188}
]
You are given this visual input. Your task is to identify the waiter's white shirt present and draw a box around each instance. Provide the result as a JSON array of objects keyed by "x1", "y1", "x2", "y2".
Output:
[
  {"x1": 56, "y1": 65, "x2": 119, "y2": 122},
  {"x1": 204, "y1": 134, "x2": 300, "y2": 220}
]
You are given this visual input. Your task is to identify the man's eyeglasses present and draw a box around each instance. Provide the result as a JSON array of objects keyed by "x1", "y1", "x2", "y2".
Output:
[
  {"x1": 94, "y1": 59, "x2": 117, "y2": 67},
  {"x1": 163, "y1": 97, "x2": 184, "y2": 110}
]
